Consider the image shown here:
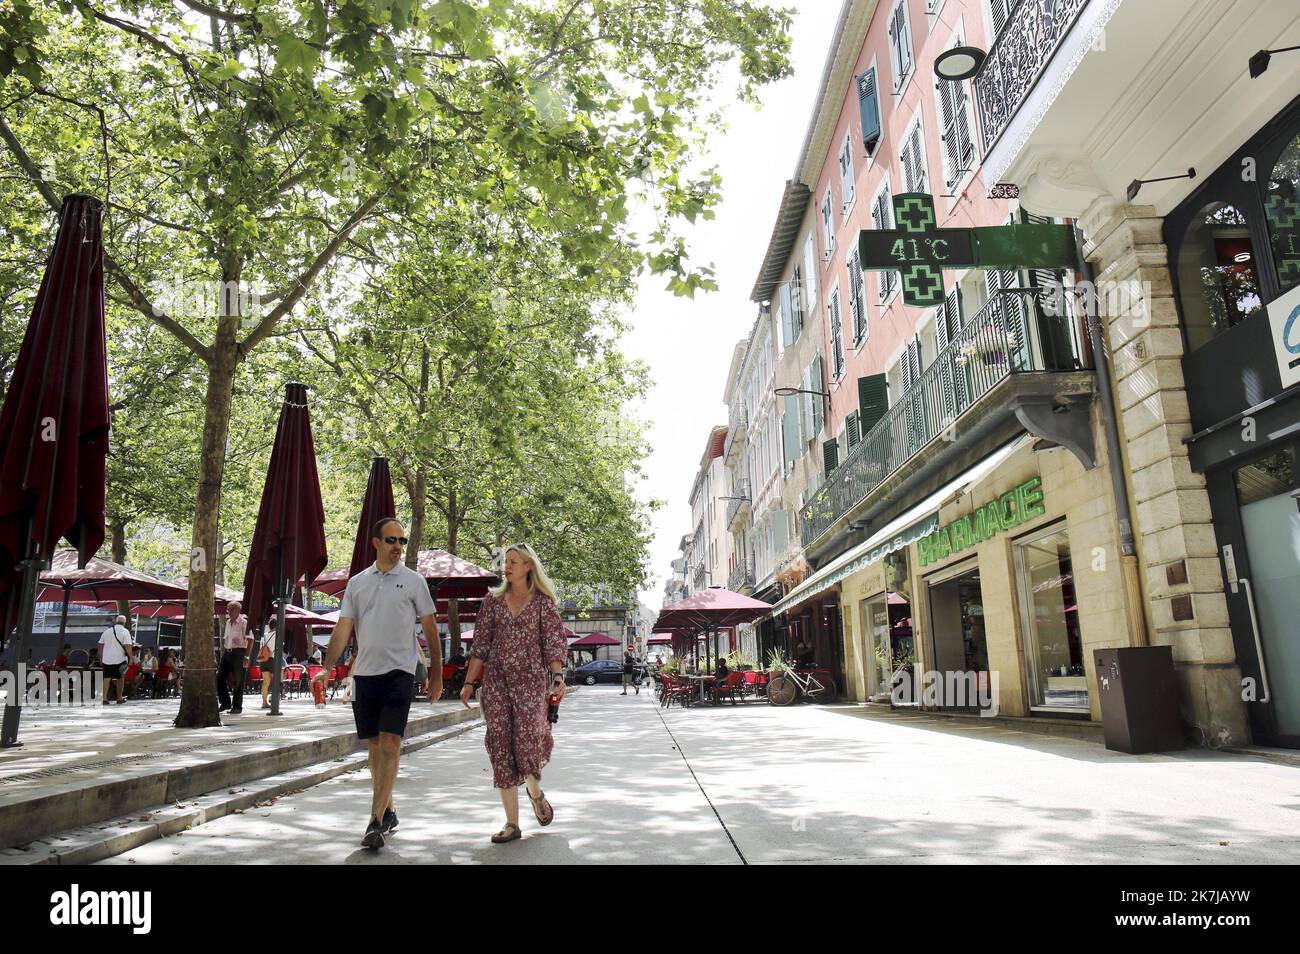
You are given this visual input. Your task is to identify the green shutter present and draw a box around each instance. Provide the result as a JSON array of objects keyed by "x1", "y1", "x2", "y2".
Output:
[
  {"x1": 822, "y1": 439, "x2": 839, "y2": 475},
  {"x1": 811, "y1": 355, "x2": 825, "y2": 436},
  {"x1": 782, "y1": 394, "x2": 801, "y2": 465},
  {"x1": 846, "y1": 410, "x2": 861, "y2": 448},
  {"x1": 857, "y1": 373, "x2": 889, "y2": 434}
]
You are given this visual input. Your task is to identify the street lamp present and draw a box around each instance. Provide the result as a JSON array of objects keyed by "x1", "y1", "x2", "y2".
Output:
[
  {"x1": 934, "y1": 45, "x2": 987, "y2": 81},
  {"x1": 774, "y1": 387, "x2": 829, "y2": 399}
]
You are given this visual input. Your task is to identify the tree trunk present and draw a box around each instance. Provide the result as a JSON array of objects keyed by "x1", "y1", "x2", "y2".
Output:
[
  {"x1": 174, "y1": 280, "x2": 241, "y2": 728},
  {"x1": 110, "y1": 520, "x2": 130, "y2": 619},
  {"x1": 406, "y1": 469, "x2": 427, "y2": 570},
  {"x1": 446, "y1": 498, "x2": 461, "y2": 656}
]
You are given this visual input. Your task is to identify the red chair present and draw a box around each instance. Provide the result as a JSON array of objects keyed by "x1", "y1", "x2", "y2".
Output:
[
  {"x1": 283, "y1": 664, "x2": 305, "y2": 699},
  {"x1": 660, "y1": 674, "x2": 694, "y2": 709},
  {"x1": 709, "y1": 671, "x2": 745, "y2": 706},
  {"x1": 330, "y1": 663, "x2": 350, "y2": 699}
]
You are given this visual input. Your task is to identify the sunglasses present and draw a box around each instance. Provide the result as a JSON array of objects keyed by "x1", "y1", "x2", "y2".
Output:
[{"x1": 381, "y1": 535, "x2": 409, "y2": 545}]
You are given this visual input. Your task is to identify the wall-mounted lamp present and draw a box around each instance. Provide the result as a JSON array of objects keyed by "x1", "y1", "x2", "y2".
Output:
[
  {"x1": 1249, "y1": 46, "x2": 1300, "y2": 79},
  {"x1": 1125, "y1": 168, "x2": 1196, "y2": 202},
  {"x1": 774, "y1": 387, "x2": 829, "y2": 399},
  {"x1": 934, "y1": 45, "x2": 987, "y2": 81}
]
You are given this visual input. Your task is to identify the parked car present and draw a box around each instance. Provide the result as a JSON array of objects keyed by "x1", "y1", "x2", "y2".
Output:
[{"x1": 570, "y1": 659, "x2": 642, "y2": 686}]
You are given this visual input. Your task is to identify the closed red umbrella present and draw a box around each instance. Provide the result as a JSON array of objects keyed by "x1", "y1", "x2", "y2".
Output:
[
  {"x1": 241, "y1": 382, "x2": 327, "y2": 716},
  {"x1": 0, "y1": 195, "x2": 109, "y2": 747},
  {"x1": 348, "y1": 457, "x2": 396, "y2": 581}
]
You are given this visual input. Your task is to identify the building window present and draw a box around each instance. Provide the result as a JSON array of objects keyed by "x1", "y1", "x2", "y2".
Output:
[
  {"x1": 872, "y1": 184, "x2": 897, "y2": 302},
  {"x1": 936, "y1": 53, "x2": 975, "y2": 190},
  {"x1": 839, "y1": 132, "x2": 856, "y2": 215},
  {"x1": 888, "y1": 0, "x2": 913, "y2": 94},
  {"x1": 829, "y1": 287, "x2": 845, "y2": 379},
  {"x1": 1175, "y1": 202, "x2": 1264, "y2": 351},
  {"x1": 1014, "y1": 523, "x2": 1087, "y2": 710},
  {"x1": 803, "y1": 234, "x2": 819, "y2": 308},
  {"x1": 848, "y1": 249, "x2": 867, "y2": 345},
  {"x1": 821, "y1": 190, "x2": 835, "y2": 261},
  {"x1": 1265, "y1": 132, "x2": 1300, "y2": 295},
  {"x1": 900, "y1": 114, "x2": 928, "y2": 194}
]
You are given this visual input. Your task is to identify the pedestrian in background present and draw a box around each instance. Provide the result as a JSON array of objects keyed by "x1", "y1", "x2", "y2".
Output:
[
  {"x1": 622, "y1": 648, "x2": 638, "y2": 696},
  {"x1": 217, "y1": 600, "x2": 251, "y2": 714},
  {"x1": 460, "y1": 543, "x2": 568, "y2": 844},
  {"x1": 97, "y1": 615, "x2": 134, "y2": 705}
]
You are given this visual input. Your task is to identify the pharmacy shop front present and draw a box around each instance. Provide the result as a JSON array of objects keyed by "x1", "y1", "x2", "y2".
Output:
[{"x1": 844, "y1": 434, "x2": 1140, "y2": 720}]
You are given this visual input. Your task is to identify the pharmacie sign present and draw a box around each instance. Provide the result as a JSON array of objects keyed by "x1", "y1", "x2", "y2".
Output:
[{"x1": 917, "y1": 476, "x2": 1046, "y2": 567}]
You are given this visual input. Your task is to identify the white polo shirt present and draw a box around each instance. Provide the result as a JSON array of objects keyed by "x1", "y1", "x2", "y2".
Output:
[
  {"x1": 338, "y1": 561, "x2": 436, "y2": 676},
  {"x1": 98, "y1": 624, "x2": 134, "y2": 666}
]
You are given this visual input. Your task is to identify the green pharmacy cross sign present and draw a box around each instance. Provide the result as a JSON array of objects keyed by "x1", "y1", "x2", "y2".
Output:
[{"x1": 858, "y1": 193, "x2": 1080, "y2": 307}]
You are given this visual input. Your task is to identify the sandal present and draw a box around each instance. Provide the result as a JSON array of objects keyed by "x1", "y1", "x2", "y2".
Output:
[
  {"x1": 527, "y1": 788, "x2": 554, "y2": 827},
  {"x1": 491, "y1": 822, "x2": 522, "y2": 844}
]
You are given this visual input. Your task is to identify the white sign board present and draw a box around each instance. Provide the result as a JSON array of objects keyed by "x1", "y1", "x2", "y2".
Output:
[{"x1": 1268, "y1": 283, "x2": 1300, "y2": 390}]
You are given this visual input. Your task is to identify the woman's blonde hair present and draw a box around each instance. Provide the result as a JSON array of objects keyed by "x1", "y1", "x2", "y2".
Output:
[{"x1": 490, "y1": 543, "x2": 558, "y2": 602}]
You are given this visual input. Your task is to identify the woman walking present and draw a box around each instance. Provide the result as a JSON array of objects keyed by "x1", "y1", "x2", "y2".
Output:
[{"x1": 460, "y1": 543, "x2": 568, "y2": 843}]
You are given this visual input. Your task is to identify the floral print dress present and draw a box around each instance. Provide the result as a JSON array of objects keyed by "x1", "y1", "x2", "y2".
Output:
[{"x1": 470, "y1": 590, "x2": 569, "y2": 788}]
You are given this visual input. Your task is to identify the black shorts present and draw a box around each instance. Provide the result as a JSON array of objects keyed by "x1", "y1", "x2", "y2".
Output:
[
  {"x1": 352, "y1": 669, "x2": 416, "y2": 740},
  {"x1": 102, "y1": 662, "x2": 125, "y2": 680}
]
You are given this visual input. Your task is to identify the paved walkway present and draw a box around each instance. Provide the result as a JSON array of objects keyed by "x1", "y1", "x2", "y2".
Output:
[{"x1": 100, "y1": 685, "x2": 1300, "y2": 865}]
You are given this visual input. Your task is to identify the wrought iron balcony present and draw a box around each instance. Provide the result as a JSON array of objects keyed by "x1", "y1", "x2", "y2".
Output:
[
  {"x1": 725, "y1": 479, "x2": 751, "y2": 531},
  {"x1": 799, "y1": 287, "x2": 1092, "y2": 549},
  {"x1": 727, "y1": 556, "x2": 755, "y2": 593},
  {"x1": 975, "y1": 0, "x2": 1092, "y2": 154}
]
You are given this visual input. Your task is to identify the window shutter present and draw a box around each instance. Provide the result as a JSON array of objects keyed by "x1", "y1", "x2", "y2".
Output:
[
  {"x1": 939, "y1": 78, "x2": 960, "y2": 188},
  {"x1": 782, "y1": 395, "x2": 800, "y2": 466},
  {"x1": 829, "y1": 291, "x2": 844, "y2": 379},
  {"x1": 802, "y1": 236, "x2": 818, "y2": 309},
  {"x1": 846, "y1": 410, "x2": 862, "y2": 449},
  {"x1": 822, "y1": 439, "x2": 839, "y2": 475},
  {"x1": 991, "y1": 0, "x2": 1012, "y2": 38},
  {"x1": 779, "y1": 281, "x2": 794, "y2": 348},
  {"x1": 840, "y1": 138, "x2": 855, "y2": 210},
  {"x1": 901, "y1": 139, "x2": 916, "y2": 197},
  {"x1": 909, "y1": 122, "x2": 927, "y2": 193},
  {"x1": 811, "y1": 355, "x2": 825, "y2": 436},
  {"x1": 897, "y1": 4, "x2": 912, "y2": 83},
  {"x1": 849, "y1": 249, "x2": 866, "y2": 343},
  {"x1": 856, "y1": 69, "x2": 881, "y2": 155},
  {"x1": 953, "y1": 80, "x2": 973, "y2": 174},
  {"x1": 772, "y1": 507, "x2": 789, "y2": 552},
  {"x1": 857, "y1": 373, "x2": 889, "y2": 434},
  {"x1": 874, "y1": 190, "x2": 896, "y2": 300},
  {"x1": 935, "y1": 303, "x2": 955, "y2": 422},
  {"x1": 791, "y1": 267, "x2": 805, "y2": 334}
]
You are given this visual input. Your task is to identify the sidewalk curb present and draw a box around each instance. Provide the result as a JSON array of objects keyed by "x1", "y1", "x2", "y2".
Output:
[
  {"x1": 0, "y1": 705, "x2": 481, "y2": 852},
  {"x1": 0, "y1": 717, "x2": 484, "y2": 865}
]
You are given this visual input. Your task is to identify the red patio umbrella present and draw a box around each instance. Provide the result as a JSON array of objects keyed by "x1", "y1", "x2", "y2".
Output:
[
  {"x1": 0, "y1": 195, "x2": 109, "y2": 746},
  {"x1": 654, "y1": 586, "x2": 772, "y2": 672},
  {"x1": 347, "y1": 457, "x2": 396, "y2": 582},
  {"x1": 313, "y1": 547, "x2": 498, "y2": 599},
  {"x1": 242, "y1": 382, "x2": 328, "y2": 716}
]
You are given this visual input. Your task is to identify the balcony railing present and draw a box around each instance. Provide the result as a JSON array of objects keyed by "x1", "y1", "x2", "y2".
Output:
[
  {"x1": 727, "y1": 557, "x2": 755, "y2": 592},
  {"x1": 799, "y1": 288, "x2": 1088, "y2": 547},
  {"x1": 975, "y1": 0, "x2": 1092, "y2": 154},
  {"x1": 725, "y1": 479, "x2": 751, "y2": 530}
]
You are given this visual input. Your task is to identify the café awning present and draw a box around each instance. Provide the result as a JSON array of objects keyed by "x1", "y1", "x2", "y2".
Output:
[{"x1": 771, "y1": 435, "x2": 1032, "y2": 617}]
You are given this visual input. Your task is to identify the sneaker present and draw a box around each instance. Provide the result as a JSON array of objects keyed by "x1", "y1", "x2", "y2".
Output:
[
  {"x1": 381, "y1": 808, "x2": 398, "y2": 834},
  {"x1": 229, "y1": 707, "x2": 242, "y2": 714},
  {"x1": 361, "y1": 818, "x2": 385, "y2": 850}
]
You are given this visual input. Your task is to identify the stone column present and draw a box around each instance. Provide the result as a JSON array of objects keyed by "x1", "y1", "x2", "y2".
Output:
[{"x1": 1079, "y1": 200, "x2": 1250, "y2": 747}]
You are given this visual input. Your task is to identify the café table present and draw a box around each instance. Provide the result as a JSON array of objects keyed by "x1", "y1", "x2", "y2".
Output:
[{"x1": 680, "y1": 673, "x2": 717, "y2": 705}]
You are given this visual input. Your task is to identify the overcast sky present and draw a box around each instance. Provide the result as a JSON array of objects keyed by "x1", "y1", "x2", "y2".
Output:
[{"x1": 628, "y1": 2, "x2": 843, "y2": 611}]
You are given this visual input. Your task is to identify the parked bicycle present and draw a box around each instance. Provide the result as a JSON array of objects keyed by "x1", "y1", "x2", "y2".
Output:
[{"x1": 766, "y1": 665, "x2": 837, "y2": 706}]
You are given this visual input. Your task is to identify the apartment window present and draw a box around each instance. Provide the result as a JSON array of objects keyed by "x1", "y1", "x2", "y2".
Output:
[
  {"x1": 802, "y1": 235, "x2": 819, "y2": 308},
  {"x1": 900, "y1": 114, "x2": 928, "y2": 194},
  {"x1": 848, "y1": 249, "x2": 867, "y2": 345},
  {"x1": 872, "y1": 184, "x2": 898, "y2": 302},
  {"x1": 839, "y1": 132, "x2": 856, "y2": 215},
  {"x1": 888, "y1": 0, "x2": 914, "y2": 94},
  {"x1": 936, "y1": 51, "x2": 975, "y2": 190},
  {"x1": 821, "y1": 190, "x2": 835, "y2": 260},
  {"x1": 829, "y1": 287, "x2": 845, "y2": 379},
  {"x1": 791, "y1": 266, "x2": 806, "y2": 338},
  {"x1": 856, "y1": 67, "x2": 882, "y2": 156}
]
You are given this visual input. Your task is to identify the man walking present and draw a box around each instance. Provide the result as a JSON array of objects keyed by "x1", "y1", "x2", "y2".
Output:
[
  {"x1": 97, "y1": 615, "x2": 135, "y2": 705},
  {"x1": 217, "y1": 600, "x2": 251, "y2": 714},
  {"x1": 315, "y1": 518, "x2": 442, "y2": 850}
]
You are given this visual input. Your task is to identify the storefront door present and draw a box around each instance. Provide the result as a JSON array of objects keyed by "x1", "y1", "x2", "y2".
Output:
[
  {"x1": 925, "y1": 561, "x2": 988, "y2": 708},
  {"x1": 1225, "y1": 446, "x2": 1300, "y2": 746},
  {"x1": 863, "y1": 595, "x2": 891, "y2": 702}
]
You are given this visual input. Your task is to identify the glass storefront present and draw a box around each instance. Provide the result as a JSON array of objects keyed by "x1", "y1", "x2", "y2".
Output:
[
  {"x1": 1014, "y1": 523, "x2": 1087, "y2": 710},
  {"x1": 925, "y1": 561, "x2": 988, "y2": 707}
]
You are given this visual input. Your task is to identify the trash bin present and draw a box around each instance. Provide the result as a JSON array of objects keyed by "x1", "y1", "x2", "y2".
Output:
[{"x1": 1093, "y1": 646, "x2": 1184, "y2": 754}]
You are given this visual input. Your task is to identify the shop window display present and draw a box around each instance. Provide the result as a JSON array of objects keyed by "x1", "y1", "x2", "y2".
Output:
[{"x1": 1015, "y1": 524, "x2": 1086, "y2": 709}]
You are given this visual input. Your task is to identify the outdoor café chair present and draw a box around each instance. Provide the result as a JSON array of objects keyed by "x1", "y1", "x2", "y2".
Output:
[
  {"x1": 710, "y1": 671, "x2": 745, "y2": 706},
  {"x1": 283, "y1": 664, "x2": 305, "y2": 699}
]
